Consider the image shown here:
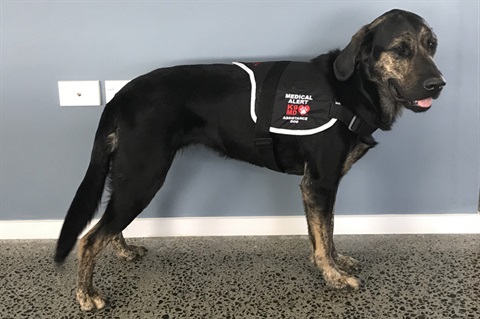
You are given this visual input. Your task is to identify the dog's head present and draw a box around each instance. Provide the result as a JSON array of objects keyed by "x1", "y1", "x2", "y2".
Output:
[{"x1": 334, "y1": 9, "x2": 445, "y2": 116}]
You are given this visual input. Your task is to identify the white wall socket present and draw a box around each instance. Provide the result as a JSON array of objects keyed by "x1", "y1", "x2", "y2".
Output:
[
  {"x1": 105, "y1": 80, "x2": 130, "y2": 104},
  {"x1": 58, "y1": 81, "x2": 101, "y2": 106}
]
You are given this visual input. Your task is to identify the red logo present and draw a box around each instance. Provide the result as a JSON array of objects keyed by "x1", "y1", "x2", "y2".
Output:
[
  {"x1": 298, "y1": 105, "x2": 310, "y2": 116},
  {"x1": 286, "y1": 104, "x2": 310, "y2": 116}
]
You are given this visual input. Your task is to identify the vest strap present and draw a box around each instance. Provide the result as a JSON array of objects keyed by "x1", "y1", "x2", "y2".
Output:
[
  {"x1": 254, "y1": 61, "x2": 290, "y2": 172},
  {"x1": 329, "y1": 102, "x2": 377, "y2": 136}
]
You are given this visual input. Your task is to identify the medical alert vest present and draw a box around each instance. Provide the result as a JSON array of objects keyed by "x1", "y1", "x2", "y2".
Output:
[
  {"x1": 233, "y1": 61, "x2": 376, "y2": 172},
  {"x1": 233, "y1": 61, "x2": 338, "y2": 136}
]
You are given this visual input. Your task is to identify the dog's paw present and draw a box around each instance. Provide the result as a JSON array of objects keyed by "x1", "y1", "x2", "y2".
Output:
[
  {"x1": 115, "y1": 244, "x2": 148, "y2": 262},
  {"x1": 335, "y1": 254, "x2": 360, "y2": 273},
  {"x1": 76, "y1": 289, "x2": 107, "y2": 311},
  {"x1": 323, "y1": 269, "x2": 360, "y2": 290}
]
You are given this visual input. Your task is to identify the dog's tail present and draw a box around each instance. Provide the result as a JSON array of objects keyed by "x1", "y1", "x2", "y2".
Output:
[{"x1": 54, "y1": 106, "x2": 117, "y2": 263}]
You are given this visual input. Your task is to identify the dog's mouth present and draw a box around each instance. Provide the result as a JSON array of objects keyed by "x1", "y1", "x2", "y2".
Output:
[{"x1": 388, "y1": 80, "x2": 433, "y2": 112}]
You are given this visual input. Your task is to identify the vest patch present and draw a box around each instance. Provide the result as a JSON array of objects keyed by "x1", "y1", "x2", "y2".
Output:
[{"x1": 233, "y1": 61, "x2": 337, "y2": 136}]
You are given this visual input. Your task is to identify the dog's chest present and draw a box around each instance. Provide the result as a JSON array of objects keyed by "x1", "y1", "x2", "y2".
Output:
[{"x1": 341, "y1": 142, "x2": 372, "y2": 176}]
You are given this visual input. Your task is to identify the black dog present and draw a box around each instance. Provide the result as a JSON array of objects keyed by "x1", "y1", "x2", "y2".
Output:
[{"x1": 55, "y1": 9, "x2": 445, "y2": 311}]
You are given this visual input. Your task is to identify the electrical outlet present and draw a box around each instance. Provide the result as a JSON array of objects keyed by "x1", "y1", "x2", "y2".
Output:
[
  {"x1": 105, "y1": 80, "x2": 130, "y2": 104},
  {"x1": 58, "y1": 81, "x2": 101, "y2": 106}
]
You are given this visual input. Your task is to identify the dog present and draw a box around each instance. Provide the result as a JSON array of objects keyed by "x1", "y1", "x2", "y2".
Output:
[{"x1": 55, "y1": 9, "x2": 445, "y2": 311}]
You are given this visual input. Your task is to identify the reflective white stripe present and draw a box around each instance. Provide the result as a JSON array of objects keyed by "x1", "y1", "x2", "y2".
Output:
[
  {"x1": 233, "y1": 61, "x2": 337, "y2": 136},
  {"x1": 232, "y1": 62, "x2": 257, "y2": 122},
  {"x1": 270, "y1": 118, "x2": 337, "y2": 135}
]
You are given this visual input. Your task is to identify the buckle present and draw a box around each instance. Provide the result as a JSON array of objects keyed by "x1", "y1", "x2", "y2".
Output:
[{"x1": 347, "y1": 115, "x2": 362, "y2": 133}]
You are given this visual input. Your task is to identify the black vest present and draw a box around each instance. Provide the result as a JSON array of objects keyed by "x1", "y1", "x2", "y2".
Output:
[
  {"x1": 233, "y1": 61, "x2": 377, "y2": 172},
  {"x1": 234, "y1": 61, "x2": 339, "y2": 135}
]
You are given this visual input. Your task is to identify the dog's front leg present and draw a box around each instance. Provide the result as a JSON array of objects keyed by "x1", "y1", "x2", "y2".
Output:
[
  {"x1": 327, "y1": 210, "x2": 360, "y2": 273},
  {"x1": 300, "y1": 170, "x2": 360, "y2": 290}
]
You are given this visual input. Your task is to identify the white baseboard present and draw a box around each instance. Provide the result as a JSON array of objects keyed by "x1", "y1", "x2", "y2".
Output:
[{"x1": 0, "y1": 214, "x2": 479, "y2": 240}]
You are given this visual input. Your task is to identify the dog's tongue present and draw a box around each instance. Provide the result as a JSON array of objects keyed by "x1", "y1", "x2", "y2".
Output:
[{"x1": 416, "y1": 97, "x2": 433, "y2": 108}]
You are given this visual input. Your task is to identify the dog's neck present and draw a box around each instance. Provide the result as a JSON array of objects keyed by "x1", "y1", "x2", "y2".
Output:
[
  {"x1": 312, "y1": 52, "x2": 400, "y2": 132},
  {"x1": 350, "y1": 72, "x2": 398, "y2": 131}
]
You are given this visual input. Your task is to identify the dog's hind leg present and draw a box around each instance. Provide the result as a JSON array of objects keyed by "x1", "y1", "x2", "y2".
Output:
[
  {"x1": 76, "y1": 221, "x2": 112, "y2": 311},
  {"x1": 111, "y1": 232, "x2": 147, "y2": 262},
  {"x1": 76, "y1": 146, "x2": 175, "y2": 311},
  {"x1": 76, "y1": 182, "x2": 167, "y2": 310},
  {"x1": 301, "y1": 164, "x2": 360, "y2": 290}
]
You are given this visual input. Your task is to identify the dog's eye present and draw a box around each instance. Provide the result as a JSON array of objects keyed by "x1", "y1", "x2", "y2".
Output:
[
  {"x1": 393, "y1": 43, "x2": 411, "y2": 57},
  {"x1": 427, "y1": 41, "x2": 437, "y2": 54}
]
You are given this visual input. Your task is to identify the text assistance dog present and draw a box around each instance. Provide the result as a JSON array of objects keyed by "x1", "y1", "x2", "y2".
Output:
[{"x1": 55, "y1": 9, "x2": 445, "y2": 311}]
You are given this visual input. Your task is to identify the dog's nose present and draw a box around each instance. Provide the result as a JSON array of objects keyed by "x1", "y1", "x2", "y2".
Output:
[{"x1": 423, "y1": 77, "x2": 446, "y2": 91}]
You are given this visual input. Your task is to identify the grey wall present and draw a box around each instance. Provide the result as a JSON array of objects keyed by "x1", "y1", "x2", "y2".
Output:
[{"x1": 1, "y1": 1, "x2": 478, "y2": 220}]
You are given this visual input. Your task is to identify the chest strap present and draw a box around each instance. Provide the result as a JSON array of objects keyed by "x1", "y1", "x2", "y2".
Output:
[{"x1": 329, "y1": 101, "x2": 378, "y2": 136}]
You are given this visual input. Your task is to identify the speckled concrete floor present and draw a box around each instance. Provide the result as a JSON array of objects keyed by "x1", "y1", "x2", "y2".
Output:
[{"x1": 1, "y1": 235, "x2": 479, "y2": 319}]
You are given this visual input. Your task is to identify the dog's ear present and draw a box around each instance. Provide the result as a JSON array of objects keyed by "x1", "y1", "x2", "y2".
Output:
[{"x1": 333, "y1": 26, "x2": 368, "y2": 81}]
